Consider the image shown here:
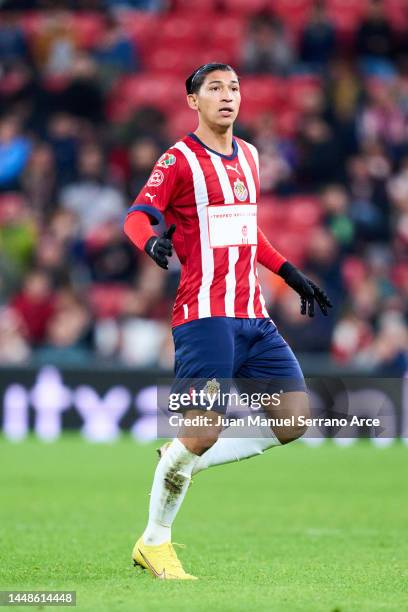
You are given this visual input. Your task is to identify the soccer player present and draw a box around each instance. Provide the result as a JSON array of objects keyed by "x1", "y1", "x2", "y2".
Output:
[{"x1": 124, "y1": 63, "x2": 332, "y2": 580}]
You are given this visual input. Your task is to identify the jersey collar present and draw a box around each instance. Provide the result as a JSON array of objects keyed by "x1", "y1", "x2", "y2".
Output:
[{"x1": 188, "y1": 132, "x2": 238, "y2": 160}]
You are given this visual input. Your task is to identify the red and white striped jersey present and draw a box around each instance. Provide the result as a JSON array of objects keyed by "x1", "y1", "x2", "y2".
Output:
[{"x1": 131, "y1": 133, "x2": 270, "y2": 328}]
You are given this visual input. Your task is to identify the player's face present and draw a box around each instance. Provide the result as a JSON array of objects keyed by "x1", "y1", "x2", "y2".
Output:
[{"x1": 188, "y1": 70, "x2": 241, "y2": 129}]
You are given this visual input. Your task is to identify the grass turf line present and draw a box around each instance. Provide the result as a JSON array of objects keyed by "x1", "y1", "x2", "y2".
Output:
[{"x1": 0, "y1": 436, "x2": 407, "y2": 611}]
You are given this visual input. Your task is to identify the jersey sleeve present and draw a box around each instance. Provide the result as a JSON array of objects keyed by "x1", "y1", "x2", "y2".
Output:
[
  {"x1": 124, "y1": 210, "x2": 155, "y2": 252},
  {"x1": 257, "y1": 227, "x2": 287, "y2": 273},
  {"x1": 127, "y1": 148, "x2": 181, "y2": 225}
]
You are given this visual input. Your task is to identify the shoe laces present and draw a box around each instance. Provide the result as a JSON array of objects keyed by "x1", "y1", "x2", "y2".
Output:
[{"x1": 165, "y1": 542, "x2": 186, "y2": 574}]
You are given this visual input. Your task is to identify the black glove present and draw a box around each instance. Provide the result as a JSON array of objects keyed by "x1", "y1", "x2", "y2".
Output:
[
  {"x1": 278, "y1": 261, "x2": 333, "y2": 317},
  {"x1": 144, "y1": 224, "x2": 176, "y2": 270}
]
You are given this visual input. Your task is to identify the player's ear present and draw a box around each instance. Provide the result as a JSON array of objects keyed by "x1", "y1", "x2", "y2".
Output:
[{"x1": 187, "y1": 93, "x2": 199, "y2": 111}]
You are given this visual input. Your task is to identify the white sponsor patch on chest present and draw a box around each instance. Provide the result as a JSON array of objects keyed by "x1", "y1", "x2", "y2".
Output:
[{"x1": 207, "y1": 204, "x2": 257, "y2": 248}]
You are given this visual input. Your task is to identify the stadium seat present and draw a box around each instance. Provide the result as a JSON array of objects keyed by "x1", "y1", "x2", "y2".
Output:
[
  {"x1": 160, "y1": 15, "x2": 205, "y2": 45},
  {"x1": 114, "y1": 74, "x2": 180, "y2": 107},
  {"x1": 145, "y1": 43, "x2": 237, "y2": 75},
  {"x1": 0, "y1": 193, "x2": 25, "y2": 224},
  {"x1": 167, "y1": 107, "x2": 196, "y2": 141},
  {"x1": 238, "y1": 76, "x2": 284, "y2": 124},
  {"x1": 326, "y1": 0, "x2": 365, "y2": 35},
  {"x1": 18, "y1": 11, "x2": 105, "y2": 50},
  {"x1": 17, "y1": 11, "x2": 44, "y2": 42},
  {"x1": 143, "y1": 46, "x2": 200, "y2": 74},
  {"x1": 271, "y1": 231, "x2": 309, "y2": 266},
  {"x1": 326, "y1": 0, "x2": 366, "y2": 18},
  {"x1": 117, "y1": 11, "x2": 159, "y2": 48},
  {"x1": 42, "y1": 75, "x2": 70, "y2": 92},
  {"x1": 237, "y1": 104, "x2": 268, "y2": 126},
  {"x1": 210, "y1": 15, "x2": 246, "y2": 45},
  {"x1": 274, "y1": 108, "x2": 301, "y2": 137},
  {"x1": 258, "y1": 196, "x2": 323, "y2": 265},
  {"x1": 273, "y1": 0, "x2": 313, "y2": 30},
  {"x1": 341, "y1": 256, "x2": 367, "y2": 290},
  {"x1": 392, "y1": 262, "x2": 408, "y2": 293},
  {"x1": 240, "y1": 77, "x2": 283, "y2": 108},
  {"x1": 386, "y1": 0, "x2": 408, "y2": 31},
  {"x1": 71, "y1": 13, "x2": 106, "y2": 49},
  {"x1": 89, "y1": 284, "x2": 129, "y2": 319},
  {"x1": 285, "y1": 196, "x2": 323, "y2": 228},
  {"x1": 107, "y1": 74, "x2": 180, "y2": 120},
  {"x1": 286, "y1": 75, "x2": 322, "y2": 110},
  {"x1": 173, "y1": 0, "x2": 217, "y2": 13},
  {"x1": 222, "y1": 0, "x2": 272, "y2": 15},
  {"x1": 258, "y1": 199, "x2": 290, "y2": 228},
  {"x1": 259, "y1": 197, "x2": 322, "y2": 231},
  {"x1": 194, "y1": 45, "x2": 237, "y2": 67}
]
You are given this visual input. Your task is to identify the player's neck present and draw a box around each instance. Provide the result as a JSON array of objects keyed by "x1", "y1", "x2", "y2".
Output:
[{"x1": 193, "y1": 125, "x2": 234, "y2": 157}]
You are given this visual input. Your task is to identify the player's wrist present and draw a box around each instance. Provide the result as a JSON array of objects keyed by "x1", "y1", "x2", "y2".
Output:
[{"x1": 277, "y1": 261, "x2": 296, "y2": 281}]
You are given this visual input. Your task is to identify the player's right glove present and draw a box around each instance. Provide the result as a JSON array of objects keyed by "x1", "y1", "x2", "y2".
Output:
[
  {"x1": 144, "y1": 224, "x2": 176, "y2": 270},
  {"x1": 278, "y1": 261, "x2": 333, "y2": 317}
]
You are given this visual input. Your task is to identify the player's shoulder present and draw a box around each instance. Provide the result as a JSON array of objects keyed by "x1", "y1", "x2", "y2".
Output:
[
  {"x1": 154, "y1": 141, "x2": 191, "y2": 173},
  {"x1": 235, "y1": 136, "x2": 259, "y2": 158},
  {"x1": 154, "y1": 146, "x2": 179, "y2": 169}
]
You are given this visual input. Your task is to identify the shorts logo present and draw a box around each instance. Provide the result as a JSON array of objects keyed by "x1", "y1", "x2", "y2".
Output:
[
  {"x1": 204, "y1": 378, "x2": 220, "y2": 399},
  {"x1": 234, "y1": 178, "x2": 248, "y2": 202},
  {"x1": 147, "y1": 169, "x2": 164, "y2": 187},
  {"x1": 157, "y1": 153, "x2": 176, "y2": 168}
]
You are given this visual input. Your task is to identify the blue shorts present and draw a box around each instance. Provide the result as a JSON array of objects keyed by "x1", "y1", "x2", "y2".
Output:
[{"x1": 172, "y1": 317, "x2": 306, "y2": 413}]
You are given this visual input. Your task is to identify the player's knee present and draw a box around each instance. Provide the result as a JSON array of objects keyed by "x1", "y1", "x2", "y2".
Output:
[
  {"x1": 179, "y1": 409, "x2": 221, "y2": 455},
  {"x1": 276, "y1": 421, "x2": 307, "y2": 444},
  {"x1": 183, "y1": 433, "x2": 219, "y2": 456},
  {"x1": 274, "y1": 393, "x2": 310, "y2": 445}
]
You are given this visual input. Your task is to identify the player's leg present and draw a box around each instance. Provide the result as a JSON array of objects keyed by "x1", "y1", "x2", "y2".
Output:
[
  {"x1": 190, "y1": 393, "x2": 309, "y2": 474},
  {"x1": 242, "y1": 320, "x2": 310, "y2": 443},
  {"x1": 133, "y1": 318, "x2": 232, "y2": 579},
  {"x1": 262, "y1": 390, "x2": 310, "y2": 443},
  {"x1": 192, "y1": 319, "x2": 308, "y2": 474},
  {"x1": 141, "y1": 408, "x2": 221, "y2": 544},
  {"x1": 133, "y1": 411, "x2": 221, "y2": 580},
  {"x1": 190, "y1": 416, "x2": 281, "y2": 474}
]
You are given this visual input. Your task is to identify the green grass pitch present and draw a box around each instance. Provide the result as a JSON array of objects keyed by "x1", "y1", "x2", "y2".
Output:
[{"x1": 1, "y1": 436, "x2": 407, "y2": 611}]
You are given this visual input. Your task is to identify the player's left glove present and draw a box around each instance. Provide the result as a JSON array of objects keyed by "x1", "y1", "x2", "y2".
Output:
[{"x1": 278, "y1": 261, "x2": 333, "y2": 317}]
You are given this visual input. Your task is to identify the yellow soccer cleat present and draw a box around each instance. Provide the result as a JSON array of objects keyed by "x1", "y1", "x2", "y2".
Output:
[{"x1": 132, "y1": 537, "x2": 198, "y2": 580}]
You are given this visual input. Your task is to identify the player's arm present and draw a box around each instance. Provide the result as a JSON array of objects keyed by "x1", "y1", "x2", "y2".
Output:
[
  {"x1": 124, "y1": 212, "x2": 175, "y2": 270},
  {"x1": 257, "y1": 227, "x2": 333, "y2": 317},
  {"x1": 124, "y1": 150, "x2": 179, "y2": 270},
  {"x1": 257, "y1": 227, "x2": 287, "y2": 273}
]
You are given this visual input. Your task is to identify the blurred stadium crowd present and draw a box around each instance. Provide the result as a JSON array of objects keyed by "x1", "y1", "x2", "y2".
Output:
[{"x1": 0, "y1": 0, "x2": 407, "y2": 373}]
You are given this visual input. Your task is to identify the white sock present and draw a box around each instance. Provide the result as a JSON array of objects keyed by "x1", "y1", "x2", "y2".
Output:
[
  {"x1": 143, "y1": 438, "x2": 198, "y2": 546},
  {"x1": 192, "y1": 426, "x2": 280, "y2": 475}
]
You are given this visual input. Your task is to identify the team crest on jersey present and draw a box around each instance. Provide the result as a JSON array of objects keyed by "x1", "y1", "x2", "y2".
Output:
[
  {"x1": 157, "y1": 153, "x2": 176, "y2": 168},
  {"x1": 233, "y1": 178, "x2": 248, "y2": 202},
  {"x1": 147, "y1": 169, "x2": 164, "y2": 187}
]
